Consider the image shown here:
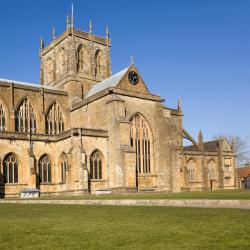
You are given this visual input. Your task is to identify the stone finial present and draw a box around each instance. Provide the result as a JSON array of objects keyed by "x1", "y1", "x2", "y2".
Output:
[
  {"x1": 198, "y1": 129, "x2": 204, "y2": 150},
  {"x1": 52, "y1": 25, "x2": 56, "y2": 40},
  {"x1": 40, "y1": 36, "x2": 44, "y2": 51},
  {"x1": 71, "y1": 3, "x2": 74, "y2": 30},
  {"x1": 131, "y1": 56, "x2": 134, "y2": 65},
  {"x1": 178, "y1": 97, "x2": 181, "y2": 111},
  {"x1": 105, "y1": 25, "x2": 110, "y2": 46},
  {"x1": 89, "y1": 19, "x2": 93, "y2": 34},
  {"x1": 106, "y1": 25, "x2": 109, "y2": 38},
  {"x1": 66, "y1": 14, "x2": 69, "y2": 31}
]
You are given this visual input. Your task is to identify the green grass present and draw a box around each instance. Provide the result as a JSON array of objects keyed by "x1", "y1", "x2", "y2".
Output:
[
  {"x1": 33, "y1": 189, "x2": 250, "y2": 200},
  {"x1": 0, "y1": 204, "x2": 250, "y2": 249}
]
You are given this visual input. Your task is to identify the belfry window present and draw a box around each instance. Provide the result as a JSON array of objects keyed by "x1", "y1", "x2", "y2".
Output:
[
  {"x1": 90, "y1": 150, "x2": 103, "y2": 180},
  {"x1": 77, "y1": 46, "x2": 85, "y2": 72},
  {"x1": 46, "y1": 102, "x2": 64, "y2": 135},
  {"x1": 39, "y1": 155, "x2": 52, "y2": 183},
  {"x1": 130, "y1": 114, "x2": 152, "y2": 174},
  {"x1": 15, "y1": 98, "x2": 37, "y2": 133},
  {"x1": 59, "y1": 153, "x2": 67, "y2": 183},
  {"x1": 3, "y1": 153, "x2": 18, "y2": 184},
  {"x1": 46, "y1": 58, "x2": 54, "y2": 83},
  {"x1": 94, "y1": 49, "x2": 102, "y2": 78},
  {"x1": 58, "y1": 48, "x2": 67, "y2": 75},
  {"x1": 0, "y1": 103, "x2": 5, "y2": 131}
]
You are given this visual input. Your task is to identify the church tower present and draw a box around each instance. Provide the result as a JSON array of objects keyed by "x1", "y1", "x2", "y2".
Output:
[{"x1": 39, "y1": 11, "x2": 111, "y2": 105}]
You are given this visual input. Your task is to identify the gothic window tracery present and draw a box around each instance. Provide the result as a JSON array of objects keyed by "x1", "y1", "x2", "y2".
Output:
[
  {"x1": 58, "y1": 48, "x2": 67, "y2": 75},
  {"x1": 130, "y1": 114, "x2": 152, "y2": 174},
  {"x1": 39, "y1": 155, "x2": 52, "y2": 183},
  {"x1": 3, "y1": 153, "x2": 18, "y2": 184},
  {"x1": 90, "y1": 150, "x2": 103, "y2": 180},
  {"x1": 46, "y1": 102, "x2": 64, "y2": 135},
  {"x1": 208, "y1": 160, "x2": 216, "y2": 180},
  {"x1": 187, "y1": 159, "x2": 196, "y2": 182},
  {"x1": 15, "y1": 98, "x2": 37, "y2": 133},
  {"x1": 94, "y1": 49, "x2": 104, "y2": 78},
  {"x1": 46, "y1": 58, "x2": 54, "y2": 83},
  {"x1": 0, "y1": 103, "x2": 6, "y2": 131},
  {"x1": 77, "y1": 45, "x2": 88, "y2": 72},
  {"x1": 59, "y1": 153, "x2": 67, "y2": 183}
]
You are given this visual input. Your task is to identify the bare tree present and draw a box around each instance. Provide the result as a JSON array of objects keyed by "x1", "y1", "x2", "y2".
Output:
[{"x1": 213, "y1": 134, "x2": 250, "y2": 166}]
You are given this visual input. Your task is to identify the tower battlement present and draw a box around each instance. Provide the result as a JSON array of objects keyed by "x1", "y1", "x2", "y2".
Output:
[{"x1": 39, "y1": 13, "x2": 112, "y2": 103}]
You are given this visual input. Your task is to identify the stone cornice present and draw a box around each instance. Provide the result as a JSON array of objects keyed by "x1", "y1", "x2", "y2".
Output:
[
  {"x1": 0, "y1": 81, "x2": 68, "y2": 96},
  {"x1": 41, "y1": 29, "x2": 108, "y2": 56},
  {"x1": 71, "y1": 87, "x2": 162, "y2": 111},
  {"x1": 182, "y1": 149, "x2": 236, "y2": 157},
  {"x1": 80, "y1": 128, "x2": 108, "y2": 138},
  {"x1": 0, "y1": 131, "x2": 71, "y2": 142},
  {"x1": 50, "y1": 74, "x2": 99, "y2": 89},
  {"x1": 0, "y1": 128, "x2": 108, "y2": 142}
]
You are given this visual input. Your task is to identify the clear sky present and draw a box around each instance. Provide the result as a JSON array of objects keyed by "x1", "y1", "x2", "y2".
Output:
[{"x1": 0, "y1": 0, "x2": 249, "y2": 145}]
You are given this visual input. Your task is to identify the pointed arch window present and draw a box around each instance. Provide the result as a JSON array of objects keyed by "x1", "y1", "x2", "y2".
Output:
[
  {"x1": 208, "y1": 160, "x2": 216, "y2": 180},
  {"x1": 58, "y1": 48, "x2": 67, "y2": 75},
  {"x1": 94, "y1": 49, "x2": 102, "y2": 78},
  {"x1": 130, "y1": 114, "x2": 152, "y2": 174},
  {"x1": 3, "y1": 153, "x2": 18, "y2": 184},
  {"x1": 46, "y1": 102, "x2": 64, "y2": 135},
  {"x1": 39, "y1": 155, "x2": 52, "y2": 183},
  {"x1": 77, "y1": 45, "x2": 86, "y2": 72},
  {"x1": 187, "y1": 159, "x2": 196, "y2": 182},
  {"x1": 59, "y1": 153, "x2": 68, "y2": 183},
  {"x1": 46, "y1": 58, "x2": 54, "y2": 83},
  {"x1": 0, "y1": 103, "x2": 6, "y2": 131},
  {"x1": 90, "y1": 150, "x2": 103, "y2": 180},
  {"x1": 15, "y1": 98, "x2": 37, "y2": 133}
]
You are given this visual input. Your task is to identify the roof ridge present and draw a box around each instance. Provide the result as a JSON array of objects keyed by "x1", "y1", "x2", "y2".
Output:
[{"x1": 0, "y1": 78, "x2": 55, "y2": 90}]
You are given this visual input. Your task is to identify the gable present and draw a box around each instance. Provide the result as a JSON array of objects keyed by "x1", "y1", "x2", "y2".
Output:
[
  {"x1": 116, "y1": 64, "x2": 149, "y2": 94},
  {"x1": 85, "y1": 64, "x2": 150, "y2": 99},
  {"x1": 220, "y1": 138, "x2": 232, "y2": 151}
]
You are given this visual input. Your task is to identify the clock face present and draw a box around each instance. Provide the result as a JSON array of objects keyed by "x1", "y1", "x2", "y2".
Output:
[{"x1": 128, "y1": 71, "x2": 139, "y2": 85}]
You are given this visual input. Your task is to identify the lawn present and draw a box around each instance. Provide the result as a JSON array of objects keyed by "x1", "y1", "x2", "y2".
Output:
[
  {"x1": 35, "y1": 189, "x2": 250, "y2": 200},
  {"x1": 0, "y1": 204, "x2": 249, "y2": 249}
]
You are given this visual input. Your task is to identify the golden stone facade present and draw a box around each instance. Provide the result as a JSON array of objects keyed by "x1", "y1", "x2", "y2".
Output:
[{"x1": 0, "y1": 20, "x2": 236, "y2": 197}]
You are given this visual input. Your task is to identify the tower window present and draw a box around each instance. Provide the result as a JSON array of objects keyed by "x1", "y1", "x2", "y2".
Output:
[
  {"x1": 58, "y1": 48, "x2": 67, "y2": 75},
  {"x1": 46, "y1": 58, "x2": 54, "y2": 83},
  {"x1": 77, "y1": 45, "x2": 88, "y2": 73},
  {"x1": 94, "y1": 49, "x2": 103, "y2": 78}
]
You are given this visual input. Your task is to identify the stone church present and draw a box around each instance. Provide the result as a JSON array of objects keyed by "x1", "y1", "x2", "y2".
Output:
[{"x1": 0, "y1": 15, "x2": 236, "y2": 197}]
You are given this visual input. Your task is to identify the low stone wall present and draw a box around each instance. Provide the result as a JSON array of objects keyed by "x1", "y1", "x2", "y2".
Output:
[{"x1": 1, "y1": 199, "x2": 250, "y2": 209}]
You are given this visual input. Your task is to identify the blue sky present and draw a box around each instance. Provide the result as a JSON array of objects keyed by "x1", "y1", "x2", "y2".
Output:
[{"x1": 0, "y1": 0, "x2": 249, "y2": 145}]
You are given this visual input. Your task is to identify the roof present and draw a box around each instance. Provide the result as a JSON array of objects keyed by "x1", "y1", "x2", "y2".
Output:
[
  {"x1": 0, "y1": 78, "x2": 54, "y2": 90},
  {"x1": 184, "y1": 140, "x2": 219, "y2": 152},
  {"x1": 237, "y1": 166, "x2": 250, "y2": 178},
  {"x1": 85, "y1": 67, "x2": 129, "y2": 98}
]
